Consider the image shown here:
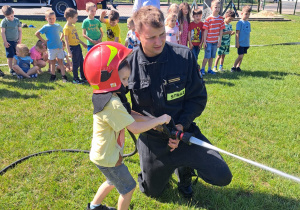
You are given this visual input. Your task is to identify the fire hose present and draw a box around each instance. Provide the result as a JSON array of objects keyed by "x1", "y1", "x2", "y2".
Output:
[{"x1": 160, "y1": 118, "x2": 300, "y2": 183}]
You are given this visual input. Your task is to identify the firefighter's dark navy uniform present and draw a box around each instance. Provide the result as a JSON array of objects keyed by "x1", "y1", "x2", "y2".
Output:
[{"x1": 127, "y1": 42, "x2": 232, "y2": 197}]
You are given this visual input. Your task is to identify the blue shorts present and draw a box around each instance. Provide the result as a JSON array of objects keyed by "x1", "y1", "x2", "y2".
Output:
[
  {"x1": 87, "y1": 45, "x2": 94, "y2": 51},
  {"x1": 5, "y1": 41, "x2": 17, "y2": 58},
  {"x1": 96, "y1": 163, "x2": 136, "y2": 195},
  {"x1": 204, "y1": 42, "x2": 218, "y2": 59},
  {"x1": 238, "y1": 46, "x2": 249, "y2": 55}
]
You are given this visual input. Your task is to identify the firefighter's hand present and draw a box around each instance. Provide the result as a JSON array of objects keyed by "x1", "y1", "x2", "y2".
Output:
[
  {"x1": 175, "y1": 124, "x2": 183, "y2": 131},
  {"x1": 168, "y1": 138, "x2": 180, "y2": 152}
]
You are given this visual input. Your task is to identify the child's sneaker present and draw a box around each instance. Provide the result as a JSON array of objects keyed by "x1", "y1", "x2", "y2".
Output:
[
  {"x1": 86, "y1": 203, "x2": 116, "y2": 210},
  {"x1": 10, "y1": 69, "x2": 16, "y2": 76},
  {"x1": 30, "y1": 73, "x2": 38, "y2": 78},
  {"x1": 17, "y1": 75, "x2": 24, "y2": 79},
  {"x1": 49, "y1": 74, "x2": 56, "y2": 82},
  {"x1": 219, "y1": 67, "x2": 224, "y2": 72},
  {"x1": 231, "y1": 67, "x2": 237, "y2": 72},
  {"x1": 213, "y1": 67, "x2": 217, "y2": 72},
  {"x1": 207, "y1": 70, "x2": 216, "y2": 75},
  {"x1": 0, "y1": 69, "x2": 4, "y2": 77},
  {"x1": 200, "y1": 69, "x2": 205, "y2": 76},
  {"x1": 72, "y1": 79, "x2": 83, "y2": 84},
  {"x1": 62, "y1": 75, "x2": 68, "y2": 83},
  {"x1": 80, "y1": 77, "x2": 87, "y2": 83},
  {"x1": 236, "y1": 67, "x2": 242, "y2": 72}
]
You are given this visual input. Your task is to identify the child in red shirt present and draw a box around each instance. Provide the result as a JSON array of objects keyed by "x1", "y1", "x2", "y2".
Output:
[{"x1": 188, "y1": 8, "x2": 204, "y2": 63}]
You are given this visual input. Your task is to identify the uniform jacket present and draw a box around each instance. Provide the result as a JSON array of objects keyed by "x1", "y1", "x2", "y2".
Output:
[{"x1": 127, "y1": 42, "x2": 207, "y2": 132}]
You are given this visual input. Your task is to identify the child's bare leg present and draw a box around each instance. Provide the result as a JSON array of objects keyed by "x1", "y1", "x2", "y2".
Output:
[
  {"x1": 201, "y1": 58, "x2": 208, "y2": 69},
  {"x1": 91, "y1": 181, "x2": 115, "y2": 205},
  {"x1": 7, "y1": 58, "x2": 13, "y2": 70},
  {"x1": 237, "y1": 56, "x2": 243, "y2": 67},
  {"x1": 220, "y1": 54, "x2": 226, "y2": 66},
  {"x1": 12, "y1": 65, "x2": 30, "y2": 78},
  {"x1": 36, "y1": 60, "x2": 47, "y2": 73},
  {"x1": 49, "y1": 60, "x2": 56, "y2": 75},
  {"x1": 233, "y1": 54, "x2": 243, "y2": 68},
  {"x1": 57, "y1": 59, "x2": 66, "y2": 76},
  {"x1": 37, "y1": 60, "x2": 46, "y2": 69},
  {"x1": 208, "y1": 58, "x2": 213, "y2": 69},
  {"x1": 27, "y1": 66, "x2": 39, "y2": 76},
  {"x1": 118, "y1": 187, "x2": 135, "y2": 210},
  {"x1": 214, "y1": 55, "x2": 221, "y2": 67}
]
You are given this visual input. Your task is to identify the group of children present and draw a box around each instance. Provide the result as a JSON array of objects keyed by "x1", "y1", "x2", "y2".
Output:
[
  {"x1": 0, "y1": 2, "x2": 126, "y2": 83},
  {"x1": 164, "y1": 1, "x2": 252, "y2": 75}
]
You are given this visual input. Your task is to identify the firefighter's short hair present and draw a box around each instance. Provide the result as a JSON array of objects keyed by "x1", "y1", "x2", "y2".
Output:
[{"x1": 133, "y1": 6, "x2": 164, "y2": 33}]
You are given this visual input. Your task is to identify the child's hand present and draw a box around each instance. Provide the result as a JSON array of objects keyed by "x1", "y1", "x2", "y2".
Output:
[
  {"x1": 157, "y1": 114, "x2": 171, "y2": 125},
  {"x1": 68, "y1": 52, "x2": 72, "y2": 58},
  {"x1": 189, "y1": 43, "x2": 193, "y2": 50},
  {"x1": 4, "y1": 41, "x2": 10, "y2": 48},
  {"x1": 92, "y1": 40, "x2": 98, "y2": 45},
  {"x1": 217, "y1": 41, "x2": 221, "y2": 48},
  {"x1": 231, "y1": 31, "x2": 235, "y2": 35},
  {"x1": 101, "y1": 10, "x2": 107, "y2": 17},
  {"x1": 199, "y1": 43, "x2": 202, "y2": 49},
  {"x1": 236, "y1": 43, "x2": 240, "y2": 48},
  {"x1": 82, "y1": 43, "x2": 88, "y2": 49},
  {"x1": 17, "y1": 40, "x2": 21, "y2": 44},
  {"x1": 203, "y1": 41, "x2": 207, "y2": 49}
]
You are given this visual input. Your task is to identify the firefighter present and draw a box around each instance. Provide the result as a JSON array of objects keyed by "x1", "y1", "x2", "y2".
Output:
[{"x1": 127, "y1": 6, "x2": 232, "y2": 198}]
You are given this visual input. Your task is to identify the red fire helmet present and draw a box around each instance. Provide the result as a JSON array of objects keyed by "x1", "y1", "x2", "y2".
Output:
[{"x1": 83, "y1": 41, "x2": 132, "y2": 93}]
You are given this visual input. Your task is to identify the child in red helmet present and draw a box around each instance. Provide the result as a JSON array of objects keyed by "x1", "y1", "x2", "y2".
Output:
[{"x1": 84, "y1": 42, "x2": 172, "y2": 210}]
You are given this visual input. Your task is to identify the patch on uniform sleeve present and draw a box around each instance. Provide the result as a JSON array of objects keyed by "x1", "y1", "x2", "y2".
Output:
[{"x1": 167, "y1": 88, "x2": 185, "y2": 101}]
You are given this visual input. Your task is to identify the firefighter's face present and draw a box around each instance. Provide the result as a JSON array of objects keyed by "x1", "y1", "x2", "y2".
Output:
[{"x1": 136, "y1": 24, "x2": 166, "y2": 57}]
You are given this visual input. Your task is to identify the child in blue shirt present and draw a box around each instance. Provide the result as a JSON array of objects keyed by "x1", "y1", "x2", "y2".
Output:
[
  {"x1": 0, "y1": 5, "x2": 22, "y2": 76},
  {"x1": 231, "y1": 6, "x2": 251, "y2": 72},
  {"x1": 35, "y1": 9, "x2": 68, "y2": 82},
  {"x1": 12, "y1": 44, "x2": 39, "y2": 79}
]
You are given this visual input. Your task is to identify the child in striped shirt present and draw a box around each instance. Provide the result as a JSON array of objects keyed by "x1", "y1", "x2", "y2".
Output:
[{"x1": 200, "y1": 0, "x2": 225, "y2": 75}]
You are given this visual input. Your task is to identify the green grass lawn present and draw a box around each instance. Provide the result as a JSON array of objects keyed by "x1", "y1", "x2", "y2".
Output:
[{"x1": 0, "y1": 15, "x2": 299, "y2": 209}]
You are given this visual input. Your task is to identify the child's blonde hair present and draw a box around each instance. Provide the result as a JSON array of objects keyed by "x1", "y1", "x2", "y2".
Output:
[
  {"x1": 86, "y1": 2, "x2": 96, "y2": 11},
  {"x1": 127, "y1": 17, "x2": 133, "y2": 25},
  {"x1": 2, "y1": 5, "x2": 14, "y2": 16},
  {"x1": 45, "y1": 9, "x2": 55, "y2": 17},
  {"x1": 211, "y1": 0, "x2": 220, "y2": 7},
  {"x1": 17, "y1": 44, "x2": 30, "y2": 56},
  {"x1": 242, "y1": 5, "x2": 252, "y2": 13},
  {"x1": 168, "y1": 3, "x2": 179, "y2": 14},
  {"x1": 166, "y1": 13, "x2": 178, "y2": 26}
]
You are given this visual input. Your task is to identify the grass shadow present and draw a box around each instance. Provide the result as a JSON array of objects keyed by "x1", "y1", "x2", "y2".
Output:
[
  {"x1": 0, "y1": 88, "x2": 39, "y2": 99},
  {"x1": 204, "y1": 70, "x2": 298, "y2": 85},
  {"x1": 156, "y1": 179, "x2": 300, "y2": 209},
  {"x1": 0, "y1": 71, "x2": 73, "y2": 90}
]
